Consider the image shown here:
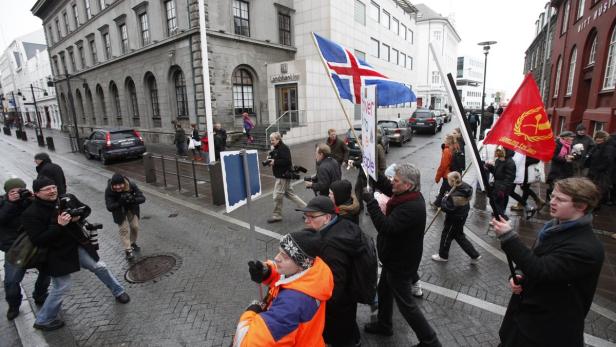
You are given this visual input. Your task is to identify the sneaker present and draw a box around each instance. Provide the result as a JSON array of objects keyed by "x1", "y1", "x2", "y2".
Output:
[
  {"x1": 471, "y1": 255, "x2": 482, "y2": 264},
  {"x1": 6, "y1": 306, "x2": 19, "y2": 320},
  {"x1": 411, "y1": 281, "x2": 423, "y2": 298},
  {"x1": 267, "y1": 217, "x2": 282, "y2": 224},
  {"x1": 125, "y1": 250, "x2": 135, "y2": 260},
  {"x1": 431, "y1": 254, "x2": 448, "y2": 262},
  {"x1": 115, "y1": 292, "x2": 131, "y2": 304},
  {"x1": 131, "y1": 243, "x2": 141, "y2": 252},
  {"x1": 510, "y1": 203, "x2": 524, "y2": 211},
  {"x1": 364, "y1": 322, "x2": 393, "y2": 336},
  {"x1": 33, "y1": 319, "x2": 65, "y2": 331}
]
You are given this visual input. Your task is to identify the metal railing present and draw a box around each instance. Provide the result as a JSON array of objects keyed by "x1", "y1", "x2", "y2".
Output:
[
  {"x1": 144, "y1": 153, "x2": 210, "y2": 197},
  {"x1": 264, "y1": 110, "x2": 306, "y2": 140}
]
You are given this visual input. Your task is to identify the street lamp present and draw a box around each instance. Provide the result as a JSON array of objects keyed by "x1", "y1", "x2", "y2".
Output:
[
  {"x1": 18, "y1": 85, "x2": 49, "y2": 146},
  {"x1": 478, "y1": 40, "x2": 497, "y2": 140},
  {"x1": 48, "y1": 74, "x2": 87, "y2": 152}
]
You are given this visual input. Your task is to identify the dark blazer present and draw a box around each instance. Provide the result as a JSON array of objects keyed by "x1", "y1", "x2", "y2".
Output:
[
  {"x1": 499, "y1": 217, "x2": 604, "y2": 347},
  {"x1": 271, "y1": 141, "x2": 293, "y2": 178},
  {"x1": 327, "y1": 136, "x2": 349, "y2": 165},
  {"x1": 36, "y1": 160, "x2": 67, "y2": 195},
  {"x1": 105, "y1": 177, "x2": 146, "y2": 224},
  {"x1": 366, "y1": 179, "x2": 425, "y2": 277},
  {"x1": 22, "y1": 195, "x2": 92, "y2": 277}
]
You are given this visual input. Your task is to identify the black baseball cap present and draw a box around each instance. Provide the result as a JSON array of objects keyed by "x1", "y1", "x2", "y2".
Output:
[{"x1": 295, "y1": 196, "x2": 336, "y2": 214}]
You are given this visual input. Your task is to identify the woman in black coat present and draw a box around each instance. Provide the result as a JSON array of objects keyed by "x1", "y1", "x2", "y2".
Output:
[
  {"x1": 587, "y1": 131, "x2": 614, "y2": 206},
  {"x1": 485, "y1": 146, "x2": 516, "y2": 218}
]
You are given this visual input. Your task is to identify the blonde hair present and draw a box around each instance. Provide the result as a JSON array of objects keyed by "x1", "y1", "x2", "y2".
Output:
[
  {"x1": 270, "y1": 132, "x2": 282, "y2": 141},
  {"x1": 328, "y1": 128, "x2": 336, "y2": 135},
  {"x1": 555, "y1": 177, "x2": 600, "y2": 213},
  {"x1": 594, "y1": 130, "x2": 609, "y2": 141},
  {"x1": 447, "y1": 171, "x2": 462, "y2": 187},
  {"x1": 316, "y1": 143, "x2": 331, "y2": 156}
]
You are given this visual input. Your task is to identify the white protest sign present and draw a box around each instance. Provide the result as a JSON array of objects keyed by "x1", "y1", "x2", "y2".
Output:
[{"x1": 361, "y1": 85, "x2": 377, "y2": 181}]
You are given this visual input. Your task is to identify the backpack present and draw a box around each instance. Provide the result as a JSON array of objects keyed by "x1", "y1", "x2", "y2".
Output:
[
  {"x1": 350, "y1": 231, "x2": 378, "y2": 304},
  {"x1": 450, "y1": 150, "x2": 466, "y2": 173},
  {"x1": 5, "y1": 228, "x2": 48, "y2": 269}
]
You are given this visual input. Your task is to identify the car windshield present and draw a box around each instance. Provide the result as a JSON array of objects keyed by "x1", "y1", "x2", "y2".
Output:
[
  {"x1": 378, "y1": 121, "x2": 398, "y2": 128},
  {"x1": 110, "y1": 131, "x2": 137, "y2": 140},
  {"x1": 413, "y1": 111, "x2": 432, "y2": 119}
]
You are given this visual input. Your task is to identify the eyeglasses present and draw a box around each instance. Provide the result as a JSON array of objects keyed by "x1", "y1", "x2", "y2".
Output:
[
  {"x1": 38, "y1": 186, "x2": 57, "y2": 192},
  {"x1": 303, "y1": 213, "x2": 326, "y2": 221}
]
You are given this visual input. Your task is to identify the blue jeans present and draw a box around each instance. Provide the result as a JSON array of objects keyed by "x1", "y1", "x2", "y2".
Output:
[
  {"x1": 78, "y1": 247, "x2": 125, "y2": 297},
  {"x1": 4, "y1": 261, "x2": 50, "y2": 308},
  {"x1": 35, "y1": 274, "x2": 71, "y2": 325}
]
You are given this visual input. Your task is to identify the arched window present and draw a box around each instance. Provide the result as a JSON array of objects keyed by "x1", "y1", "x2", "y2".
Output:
[
  {"x1": 96, "y1": 84, "x2": 108, "y2": 125},
  {"x1": 561, "y1": 0, "x2": 570, "y2": 34},
  {"x1": 232, "y1": 68, "x2": 254, "y2": 114},
  {"x1": 603, "y1": 27, "x2": 616, "y2": 90},
  {"x1": 174, "y1": 70, "x2": 188, "y2": 119},
  {"x1": 127, "y1": 78, "x2": 140, "y2": 126},
  {"x1": 110, "y1": 81, "x2": 122, "y2": 126},
  {"x1": 588, "y1": 35, "x2": 597, "y2": 66},
  {"x1": 566, "y1": 47, "x2": 577, "y2": 95},
  {"x1": 75, "y1": 89, "x2": 86, "y2": 123},
  {"x1": 146, "y1": 73, "x2": 161, "y2": 127},
  {"x1": 553, "y1": 56, "x2": 562, "y2": 98},
  {"x1": 85, "y1": 86, "x2": 95, "y2": 124}
]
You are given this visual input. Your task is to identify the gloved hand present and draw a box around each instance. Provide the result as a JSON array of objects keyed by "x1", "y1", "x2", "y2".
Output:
[
  {"x1": 248, "y1": 260, "x2": 270, "y2": 283},
  {"x1": 245, "y1": 300, "x2": 264, "y2": 313},
  {"x1": 361, "y1": 187, "x2": 374, "y2": 203}
]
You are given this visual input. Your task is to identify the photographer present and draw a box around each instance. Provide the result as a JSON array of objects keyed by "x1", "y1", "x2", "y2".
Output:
[
  {"x1": 22, "y1": 177, "x2": 130, "y2": 331},
  {"x1": 1, "y1": 178, "x2": 50, "y2": 321},
  {"x1": 305, "y1": 143, "x2": 341, "y2": 196},
  {"x1": 266, "y1": 132, "x2": 307, "y2": 223},
  {"x1": 105, "y1": 173, "x2": 146, "y2": 260}
]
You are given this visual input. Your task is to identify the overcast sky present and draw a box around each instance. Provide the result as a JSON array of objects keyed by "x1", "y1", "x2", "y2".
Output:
[{"x1": 1, "y1": 0, "x2": 548, "y2": 98}]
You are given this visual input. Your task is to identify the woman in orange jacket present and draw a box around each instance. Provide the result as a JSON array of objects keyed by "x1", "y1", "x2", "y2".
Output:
[
  {"x1": 433, "y1": 134, "x2": 458, "y2": 207},
  {"x1": 233, "y1": 230, "x2": 334, "y2": 347}
]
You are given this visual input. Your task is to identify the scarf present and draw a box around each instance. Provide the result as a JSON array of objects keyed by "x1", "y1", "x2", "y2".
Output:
[
  {"x1": 537, "y1": 213, "x2": 592, "y2": 244},
  {"x1": 385, "y1": 191, "x2": 421, "y2": 216},
  {"x1": 558, "y1": 140, "x2": 571, "y2": 159}
]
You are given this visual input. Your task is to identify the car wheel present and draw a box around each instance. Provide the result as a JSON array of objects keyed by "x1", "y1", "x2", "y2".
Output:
[{"x1": 84, "y1": 148, "x2": 92, "y2": 160}]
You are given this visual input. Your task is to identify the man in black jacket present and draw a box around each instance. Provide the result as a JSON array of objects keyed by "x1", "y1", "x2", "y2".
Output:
[
  {"x1": 34, "y1": 152, "x2": 67, "y2": 195},
  {"x1": 361, "y1": 163, "x2": 441, "y2": 347},
  {"x1": 105, "y1": 173, "x2": 146, "y2": 260},
  {"x1": 305, "y1": 143, "x2": 341, "y2": 196},
  {"x1": 213, "y1": 122, "x2": 227, "y2": 161},
  {"x1": 23, "y1": 177, "x2": 130, "y2": 331},
  {"x1": 1, "y1": 178, "x2": 50, "y2": 320},
  {"x1": 266, "y1": 132, "x2": 306, "y2": 223},
  {"x1": 491, "y1": 177, "x2": 604, "y2": 347},
  {"x1": 296, "y1": 196, "x2": 363, "y2": 347}
]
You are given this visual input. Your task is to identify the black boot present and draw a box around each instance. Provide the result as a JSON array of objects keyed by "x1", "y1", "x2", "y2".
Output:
[{"x1": 6, "y1": 306, "x2": 19, "y2": 320}]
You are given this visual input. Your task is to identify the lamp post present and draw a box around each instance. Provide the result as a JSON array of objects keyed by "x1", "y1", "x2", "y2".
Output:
[
  {"x1": 478, "y1": 40, "x2": 497, "y2": 140},
  {"x1": 49, "y1": 74, "x2": 86, "y2": 152},
  {"x1": 19, "y1": 85, "x2": 49, "y2": 146}
]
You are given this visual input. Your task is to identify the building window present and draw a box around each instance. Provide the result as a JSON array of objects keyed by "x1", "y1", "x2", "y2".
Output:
[
  {"x1": 147, "y1": 74, "x2": 161, "y2": 127},
  {"x1": 278, "y1": 13, "x2": 291, "y2": 45},
  {"x1": 382, "y1": 43, "x2": 390, "y2": 62},
  {"x1": 63, "y1": 12, "x2": 70, "y2": 33},
  {"x1": 408, "y1": 56, "x2": 413, "y2": 70},
  {"x1": 174, "y1": 70, "x2": 188, "y2": 119},
  {"x1": 433, "y1": 31, "x2": 442, "y2": 41},
  {"x1": 369, "y1": 1, "x2": 379, "y2": 23},
  {"x1": 409, "y1": 29, "x2": 414, "y2": 44},
  {"x1": 576, "y1": 0, "x2": 585, "y2": 19},
  {"x1": 382, "y1": 10, "x2": 390, "y2": 29},
  {"x1": 60, "y1": 54, "x2": 68, "y2": 74},
  {"x1": 565, "y1": 47, "x2": 577, "y2": 95},
  {"x1": 561, "y1": 0, "x2": 570, "y2": 34},
  {"x1": 232, "y1": 68, "x2": 253, "y2": 114},
  {"x1": 553, "y1": 56, "x2": 562, "y2": 97},
  {"x1": 89, "y1": 38, "x2": 98, "y2": 64},
  {"x1": 120, "y1": 24, "x2": 129, "y2": 53},
  {"x1": 55, "y1": 18, "x2": 62, "y2": 39},
  {"x1": 85, "y1": 0, "x2": 92, "y2": 20},
  {"x1": 603, "y1": 28, "x2": 616, "y2": 90},
  {"x1": 354, "y1": 50, "x2": 366, "y2": 62},
  {"x1": 354, "y1": 1, "x2": 366, "y2": 26},
  {"x1": 401, "y1": 52, "x2": 406, "y2": 68},
  {"x1": 164, "y1": 0, "x2": 178, "y2": 36},
  {"x1": 592, "y1": 120, "x2": 605, "y2": 133},
  {"x1": 233, "y1": 0, "x2": 250, "y2": 36},
  {"x1": 76, "y1": 90, "x2": 86, "y2": 123},
  {"x1": 53, "y1": 57, "x2": 60, "y2": 75},
  {"x1": 99, "y1": 0, "x2": 106, "y2": 11},
  {"x1": 432, "y1": 71, "x2": 440, "y2": 84},
  {"x1": 392, "y1": 17, "x2": 399, "y2": 35},
  {"x1": 72, "y1": 4, "x2": 80, "y2": 27},
  {"x1": 127, "y1": 79, "x2": 140, "y2": 126},
  {"x1": 96, "y1": 85, "x2": 108, "y2": 125},
  {"x1": 110, "y1": 82, "x2": 122, "y2": 124},
  {"x1": 139, "y1": 13, "x2": 150, "y2": 45},
  {"x1": 47, "y1": 25, "x2": 54, "y2": 44},
  {"x1": 401, "y1": 23, "x2": 407, "y2": 39},
  {"x1": 392, "y1": 48, "x2": 399, "y2": 65},
  {"x1": 78, "y1": 45, "x2": 86, "y2": 68},
  {"x1": 588, "y1": 36, "x2": 597, "y2": 66},
  {"x1": 370, "y1": 38, "x2": 379, "y2": 57},
  {"x1": 103, "y1": 33, "x2": 111, "y2": 59},
  {"x1": 68, "y1": 50, "x2": 76, "y2": 71}
]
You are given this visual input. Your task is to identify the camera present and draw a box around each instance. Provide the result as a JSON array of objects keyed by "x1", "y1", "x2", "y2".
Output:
[
  {"x1": 120, "y1": 192, "x2": 135, "y2": 204},
  {"x1": 82, "y1": 221, "x2": 103, "y2": 250},
  {"x1": 57, "y1": 196, "x2": 87, "y2": 218},
  {"x1": 18, "y1": 188, "x2": 32, "y2": 200},
  {"x1": 262, "y1": 158, "x2": 272, "y2": 167},
  {"x1": 279, "y1": 165, "x2": 308, "y2": 180},
  {"x1": 262, "y1": 150, "x2": 276, "y2": 167}
]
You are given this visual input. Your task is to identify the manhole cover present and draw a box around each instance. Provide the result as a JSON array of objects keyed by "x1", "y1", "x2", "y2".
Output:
[{"x1": 125, "y1": 254, "x2": 178, "y2": 283}]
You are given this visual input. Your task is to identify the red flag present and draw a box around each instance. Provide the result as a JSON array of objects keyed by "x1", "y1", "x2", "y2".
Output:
[{"x1": 483, "y1": 73, "x2": 555, "y2": 161}]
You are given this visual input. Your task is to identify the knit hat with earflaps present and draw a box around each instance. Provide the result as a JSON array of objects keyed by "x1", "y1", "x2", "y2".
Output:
[{"x1": 279, "y1": 230, "x2": 322, "y2": 270}]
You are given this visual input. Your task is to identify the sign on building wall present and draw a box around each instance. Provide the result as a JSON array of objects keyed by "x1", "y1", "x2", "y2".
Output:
[{"x1": 361, "y1": 85, "x2": 377, "y2": 181}]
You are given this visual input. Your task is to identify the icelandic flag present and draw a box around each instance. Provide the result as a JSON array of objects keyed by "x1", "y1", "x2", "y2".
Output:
[{"x1": 313, "y1": 32, "x2": 416, "y2": 106}]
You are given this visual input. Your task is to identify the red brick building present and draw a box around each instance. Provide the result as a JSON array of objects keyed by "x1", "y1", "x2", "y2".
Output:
[{"x1": 548, "y1": 0, "x2": 616, "y2": 135}]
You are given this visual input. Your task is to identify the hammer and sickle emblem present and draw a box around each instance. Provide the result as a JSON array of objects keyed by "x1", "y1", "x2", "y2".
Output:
[
  {"x1": 513, "y1": 107, "x2": 554, "y2": 142},
  {"x1": 522, "y1": 114, "x2": 551, "y2": 135}
]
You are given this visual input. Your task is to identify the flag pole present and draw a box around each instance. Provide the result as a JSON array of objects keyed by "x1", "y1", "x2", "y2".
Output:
[{"x1": 311, "y1": 32, "x2": 363, "y2": 151}]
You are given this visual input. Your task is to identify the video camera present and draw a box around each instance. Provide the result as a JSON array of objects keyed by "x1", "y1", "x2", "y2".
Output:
[
  {"x1": 120, "y1": 192, "x2": 136, "y2": 204},
  {"x1": 280, "y1": 165, "x2": 307, "y2": 180},
  {"x1": 262, "y1": 150, "x2": 276, "y2": 167},
  {"x1": 57, "y1": 196, "x2": 87, "y2": 218},
  {"x1": 82, "y1": 221, "x2": 103, "y2": 250}
]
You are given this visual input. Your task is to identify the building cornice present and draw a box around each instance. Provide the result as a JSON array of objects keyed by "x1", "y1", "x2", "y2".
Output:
[{"x1": 207, "y1": 30, "x2": 297, "y2": 53}]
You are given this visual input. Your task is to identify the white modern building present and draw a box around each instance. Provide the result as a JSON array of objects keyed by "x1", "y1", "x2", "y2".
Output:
[
  {"x1": 263, "y1": 0, "x2": 420, "y2": 144},
  {"x1": 413, "y1": 3, "x2": 460, "y2": 111},
  {"x1": 0, "y1": 30, "x2": 61, "y2": 130},
  {"x1": 456, "y1": 55, "x2": 484, "y2": 109}
]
